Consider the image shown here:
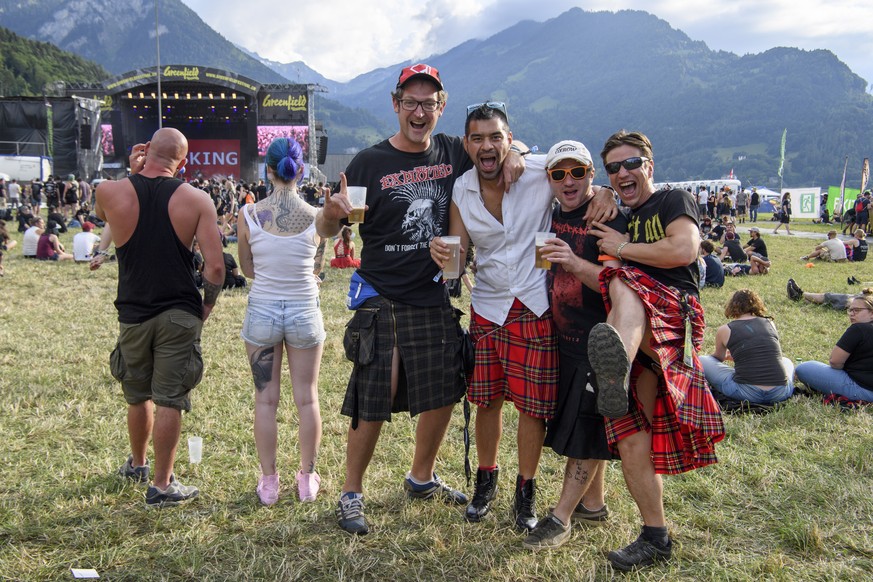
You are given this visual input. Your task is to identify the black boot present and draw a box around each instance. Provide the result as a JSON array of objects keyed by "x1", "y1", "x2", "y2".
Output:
[
  {"x1": 513, "y1": 474, "x2": 538, "y2": 532},
  {"x1": 465, "y1": 467, "x2": 499, "y2": 522}
]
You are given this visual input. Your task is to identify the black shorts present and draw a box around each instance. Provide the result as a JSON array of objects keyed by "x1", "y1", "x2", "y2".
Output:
[
  {"x1": 341, "y1": 296, "x2": 465, "y2": 422},
  {"x1": 544, "y1": 353, "x2": 614, "y2": 460}
]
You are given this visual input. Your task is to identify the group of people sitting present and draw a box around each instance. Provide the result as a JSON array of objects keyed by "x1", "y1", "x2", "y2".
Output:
[
  {"x1": 701, "y1": 287, "x2": 873, "y2": 407},
  {"x1": 698, "y1": 219, "x2": 771, "y2": 287}
]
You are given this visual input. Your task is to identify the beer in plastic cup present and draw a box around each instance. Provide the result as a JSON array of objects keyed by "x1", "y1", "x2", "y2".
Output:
[
  {"x1": 188, "y1": 436, "x2": 203, "y2": 464},
  {"x1": 535, "y1": 232, "x2": 555, "y2": 269},
  {"x1": 442, "y1": 236, "x2": 462, "y2": 279},
  {"x1": 347, "y1": 186, "x2": 367, "y2": 223}
]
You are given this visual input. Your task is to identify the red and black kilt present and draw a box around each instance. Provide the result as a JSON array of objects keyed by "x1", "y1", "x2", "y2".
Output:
[{"x1": 599, "y1": 266, "x2": 725, "y2": 474}]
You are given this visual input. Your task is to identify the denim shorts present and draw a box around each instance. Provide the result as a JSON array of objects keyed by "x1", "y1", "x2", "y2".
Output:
[{"x1": 241, "y1": 298, "x2": 326, "y2": 349}]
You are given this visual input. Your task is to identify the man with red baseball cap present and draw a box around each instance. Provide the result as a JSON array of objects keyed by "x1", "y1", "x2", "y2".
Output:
[{"x1": 317, "y1": 63, "x2": 530, "y2": 535}]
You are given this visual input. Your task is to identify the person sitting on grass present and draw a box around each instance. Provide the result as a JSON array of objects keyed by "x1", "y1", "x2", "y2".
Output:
[
  {"x1": 36, "y1": 220, "x2": 74, "y2": 261},
  {"x1": 330, "y1": 225, "x2": 361, "y2": 269},
  {"x1": 699, "y1": 240, "x2": 724, "y2": 288},
  {"x1": 700, "y1": 289, "x2": 794, "y2": 405},
  {"x1": 718, "y1": 231, "x2": 746, "y2": 263},
  {"x1": 795, "y1": 289, "x2": 873, "y2": 404},
  {"x1": 844, "y1": 229, "x2": 867, "y2": 262},
  {"x1": 800, "y1": 230, "x2": 847, "y2": 263}
]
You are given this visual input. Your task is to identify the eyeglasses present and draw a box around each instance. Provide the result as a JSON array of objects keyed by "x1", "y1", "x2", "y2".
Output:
[
  {"x1": 548, "y1": 166, "x2": 590, "y2": 181},
  {"x1": 466, "y1": 101, "x2": 507, "y2": 118},
  {"x1": 604, "y1": 156, "x2": 650, "y2": 175},
  {"x1": 847, "y1": 307, "x2": 871, "y2": 314},
  {"x1": 398, "y1": 98, "x2": 442, "y2": 112}
]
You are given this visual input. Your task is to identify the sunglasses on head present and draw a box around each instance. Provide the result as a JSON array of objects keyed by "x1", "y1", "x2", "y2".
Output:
[
  {"x1": 547, "y1": 166, "x2": 590, "y2": 181},
  {"x1": 604, "y1": 156, "x2": 650, "y2": 175},
  {"x1": 466, "y1": 101, "x2": 508, "y2": 118}
]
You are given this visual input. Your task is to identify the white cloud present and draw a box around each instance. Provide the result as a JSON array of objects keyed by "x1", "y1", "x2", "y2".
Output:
[{"x1": 179, "y1": 0, "x2": 873, "y2": 86}]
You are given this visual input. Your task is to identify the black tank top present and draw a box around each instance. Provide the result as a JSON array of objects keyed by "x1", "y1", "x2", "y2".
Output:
[{"x1": 115, "y1": 175, "x2": 202, "y2": 323}]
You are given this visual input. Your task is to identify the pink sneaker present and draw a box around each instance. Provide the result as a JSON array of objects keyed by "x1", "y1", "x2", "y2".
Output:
[
  {"x1": 257, "y1": 473, "x2": 280, "y2": 506},
  {"x1": 296, "y1": 469, "x2": 321, "y2": 502}
]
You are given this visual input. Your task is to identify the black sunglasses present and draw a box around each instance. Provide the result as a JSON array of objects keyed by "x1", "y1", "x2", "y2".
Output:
[
  {"x1": 604, "y1": 156, "x2": 650, "y2": 175},
  {"x1": 547, "y1": 166, "x2": 590, "y2": 181}
]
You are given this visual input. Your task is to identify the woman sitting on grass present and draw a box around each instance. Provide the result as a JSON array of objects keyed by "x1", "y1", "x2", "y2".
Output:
[
  {"x1": 700, "y1": 289, "x2": 794, "y2": 404},
  {"x1": 795, "y1": 289, "x2": 873, "y2": 403},
  {"x1": 330, "y1": 225, "x2": 360, "y2": 269}
]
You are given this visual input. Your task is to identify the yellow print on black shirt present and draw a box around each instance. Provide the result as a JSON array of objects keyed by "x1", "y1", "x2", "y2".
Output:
[{"x1": 627, "y1": 213, "x2": 667, "y2": 244}]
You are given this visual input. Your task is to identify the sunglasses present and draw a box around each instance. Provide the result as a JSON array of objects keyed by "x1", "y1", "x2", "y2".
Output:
[
  {"x1": 604, "y1": 156, "x2": 650, "y2": 175},
  {"x1": 466, "y1": 101, "x2": 508, "y2": 118},
  {"x1": 547, "y1": 166, "x2": 590, "y2": 181}
]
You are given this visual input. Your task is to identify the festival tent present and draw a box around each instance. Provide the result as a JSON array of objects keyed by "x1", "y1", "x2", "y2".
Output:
[{"x1": 751, "y1": 187, "x2": 781, "y2": 213}]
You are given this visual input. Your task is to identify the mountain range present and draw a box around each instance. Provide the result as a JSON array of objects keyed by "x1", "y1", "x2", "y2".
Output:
[{"x1": 2, "y1": 1, "x2": 871, "y2": 187}]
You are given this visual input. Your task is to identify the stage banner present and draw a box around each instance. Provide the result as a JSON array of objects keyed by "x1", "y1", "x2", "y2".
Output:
[
  {"x1": 257, "y1": 90, "x2": 309, "y2": 125},
  {"x1": 186, "y1": 139, "x2": 240, "y2": 180}
]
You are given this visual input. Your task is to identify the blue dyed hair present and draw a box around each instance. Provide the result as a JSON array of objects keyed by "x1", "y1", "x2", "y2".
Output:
[{"x1": 265, "y1": 137, "x2": 304, "y2": 184}]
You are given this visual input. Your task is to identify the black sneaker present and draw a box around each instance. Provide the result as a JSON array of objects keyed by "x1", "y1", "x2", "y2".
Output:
[
  {"x1": 607, "y1": 534, "x2": 672, "y2": 571},
  {"x1": 145, "y1": 476, "x2": 199, "y2": 508},
  {"x1": 787, "y1": 279, "x2": 803, "y2": 301},
  {"x1": 571, "y1": 502, "x2": 609, "y2": 525},
  {"x1": 117, "y1": 454, "x2": 149, "y2": 484},
  {"x1": 465, "y1": 467, "x2": 499, "y2": 522},
  {"x1": 522, "y1": 512, "x2": 570, "y2": 550},
  {"x1": 513, "y1": 475, "x2": 538, "y2": 532},
  {"x1": 336, "y1": 492, "x2": 369, "y2": 535},
  {"x1": 589, "y1": 323, "x2": 630, "y2": 418},
  {"x1": 404, "y1": 473, "x2": 468, "y2": 504}
]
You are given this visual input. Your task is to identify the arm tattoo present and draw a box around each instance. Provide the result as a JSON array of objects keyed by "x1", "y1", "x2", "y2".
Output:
[
  {"x1": 202, "y1": 278, "x2": 222, "y2": 306},
  {"x1": 250, "y1": 346, "x2": 275, "y2": 392},
  {"x1": 313, "y1": 237, "x2": 326, "y2": 275}
]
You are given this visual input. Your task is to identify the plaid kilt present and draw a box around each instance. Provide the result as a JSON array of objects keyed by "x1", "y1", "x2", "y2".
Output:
[
  {"x1": 340, "y1": 296, "x2": 466, "y2": 422},
  {"x1": 468, "y1": 299, "x2": 558, "y2": 419},
  {"x1": 599, "y1": 267, "x2": 725, "y2": 474}
]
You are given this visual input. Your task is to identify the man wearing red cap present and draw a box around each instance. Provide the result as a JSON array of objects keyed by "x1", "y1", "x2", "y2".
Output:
[{"x1": 316, "y1": 64, "x2": 533, "y2": 535}]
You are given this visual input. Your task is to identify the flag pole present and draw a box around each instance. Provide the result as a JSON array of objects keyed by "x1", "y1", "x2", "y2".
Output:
[
  {"x1": 155, "y1": 0, "x2": 162, "y2": 129},
  {"x1": 777, "y1": 128, "x2": 787, "y2": 191}
]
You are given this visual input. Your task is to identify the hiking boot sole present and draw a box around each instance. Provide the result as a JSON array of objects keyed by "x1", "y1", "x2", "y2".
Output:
[{"x1": 589, "y1": 323, "x2": 630, "y2": 418}]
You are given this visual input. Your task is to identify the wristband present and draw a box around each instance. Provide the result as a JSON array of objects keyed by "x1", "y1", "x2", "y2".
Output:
[
  {"x1": 96, "y1": 250, "x2": 110, "y2": 257},
  {"x1": 616, "y1": 242, "x2": 629, "y2": 261},
  {"x1": 601, "y1": 185, "x2": 616, "y2": 193},
  {"x1": 509, "y1": 145, "x2": 535, "y2": 156}
]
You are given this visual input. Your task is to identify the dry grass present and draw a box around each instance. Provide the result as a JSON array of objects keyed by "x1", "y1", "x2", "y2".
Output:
[{"x1": 0, "y1": 215, "x2": 871, "y2": 581}]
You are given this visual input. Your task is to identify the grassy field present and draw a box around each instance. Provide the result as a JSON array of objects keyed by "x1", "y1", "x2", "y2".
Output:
[{"x1": 1, "y1": 215, "x2": 871, "y2": 581}]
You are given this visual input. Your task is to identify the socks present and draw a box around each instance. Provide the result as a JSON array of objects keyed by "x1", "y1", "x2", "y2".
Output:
[
  {"x1": 641, "y1": 525, "x2": 670, "y2": 546},
  {"x1": 405, "y1": 471, "x2": 434, "y2": 489},
  {"x1": 478, "y1": 465, "x2": 497, "y2": 473}
]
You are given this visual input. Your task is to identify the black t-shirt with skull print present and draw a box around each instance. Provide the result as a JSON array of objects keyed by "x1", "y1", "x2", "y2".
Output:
[{"x1": 344, "y1": 133, "x2": 473, "y2": 307}]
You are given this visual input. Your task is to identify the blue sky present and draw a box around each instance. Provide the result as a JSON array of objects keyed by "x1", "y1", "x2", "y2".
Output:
[{"x1": 180, "y1": 0, "x2": 873, "y2": 89}]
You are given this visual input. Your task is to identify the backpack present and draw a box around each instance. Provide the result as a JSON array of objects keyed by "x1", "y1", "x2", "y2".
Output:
[{"x1": 855, "y1": 199, "x2": 865, "y2": 213}]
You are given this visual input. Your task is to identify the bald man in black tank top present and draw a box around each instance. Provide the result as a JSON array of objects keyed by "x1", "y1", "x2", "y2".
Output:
[{"x1": 95, "y1": 127, "x2": 224, "y2": 508}]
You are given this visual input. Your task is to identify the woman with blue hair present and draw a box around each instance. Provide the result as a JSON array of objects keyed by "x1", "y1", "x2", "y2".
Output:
[{"x1": 237, "y1": 137, "x2": 327, "y2": 505}]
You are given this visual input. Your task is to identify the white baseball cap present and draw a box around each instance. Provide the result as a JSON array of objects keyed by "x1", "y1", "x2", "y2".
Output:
[{"x1": 546, "y1": 140, "x2": 593, "y2": 169}]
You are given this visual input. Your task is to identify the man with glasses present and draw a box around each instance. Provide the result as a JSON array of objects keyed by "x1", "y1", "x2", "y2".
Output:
[
  {"x1": 430, "y1": 103, "x2": 559, "y2": 532},
  {"x1": 586, "y1": 130, "x2": 725, "y2": 571},
  {"x1": 316, "y1": 64, "x2": 530, "y2": 536}
]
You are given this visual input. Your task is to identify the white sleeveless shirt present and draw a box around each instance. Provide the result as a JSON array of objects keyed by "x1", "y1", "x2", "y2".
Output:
[{"x1": 242, "y1": 204, "x2": 319, "y2": 302}]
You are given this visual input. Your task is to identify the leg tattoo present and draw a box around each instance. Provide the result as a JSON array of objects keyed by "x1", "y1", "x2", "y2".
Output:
[{"x1": 250, "y1": 346, "x2": 275, "y2": 392}]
